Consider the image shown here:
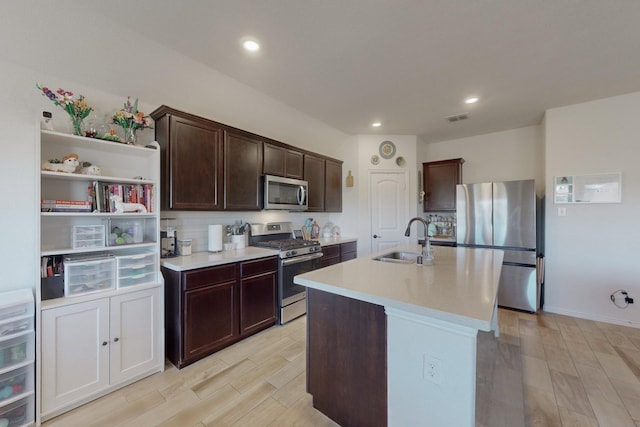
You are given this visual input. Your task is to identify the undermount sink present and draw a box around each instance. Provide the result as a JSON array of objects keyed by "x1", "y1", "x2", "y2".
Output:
[{"x1": 372, "y1": 251, "x2": 422, "y2": 264}]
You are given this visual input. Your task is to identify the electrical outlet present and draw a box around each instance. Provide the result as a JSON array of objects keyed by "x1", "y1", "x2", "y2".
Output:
[{"x1": 423, "y1": 354, "x2": 442, "y2": 384}]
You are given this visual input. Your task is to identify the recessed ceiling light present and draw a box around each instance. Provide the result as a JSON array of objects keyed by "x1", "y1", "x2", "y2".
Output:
[
  {"x1": 242, "y1": 39, "x2": 260, "y2": 52},
  {"x1": 371, "y1": 122, "x2": 382, "y2": 127},
  {"x1": 464, "y1": 97, "x2": 479, "y2": 104}
]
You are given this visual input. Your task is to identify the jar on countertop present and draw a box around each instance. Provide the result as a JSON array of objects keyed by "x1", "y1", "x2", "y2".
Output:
[{"x1": 322, "y1": 222, "x2": 334, "y2": 238}]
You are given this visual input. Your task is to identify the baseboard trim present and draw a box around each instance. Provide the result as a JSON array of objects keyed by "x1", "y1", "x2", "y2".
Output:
[{"x1": 543, "y1": 305, "x2": 640, "y2": 328}]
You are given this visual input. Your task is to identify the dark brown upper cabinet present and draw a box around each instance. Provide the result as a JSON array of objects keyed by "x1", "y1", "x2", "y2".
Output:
[
  {"x1": 224, "y1": 130, "x2": 263, "y2": 210},
  {"x1": 151, "y1": 106, "x2": 223, "y2": 210},
  {"x1": 304, "y1": 154, "x2": 326, "y2": 212},
  {"x1": 285, "y1": 149, "x2": 304, "y2": 179},
  {"x1": 324, "y1": 159, "x2": 342, "y2": 212},
  {"x1": 422, "y1": 158, "x2": 464, "y2": 212},
  {"x1": 152, "y1": 105, "x2": 342, "y2": 212},
  {"x1": 263, "y1": 142, "x2": 304, "y2": 180}
]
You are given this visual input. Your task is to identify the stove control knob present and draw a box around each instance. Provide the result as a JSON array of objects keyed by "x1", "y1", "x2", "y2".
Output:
[
  {"x1": 291, "y1": 250, "x2": 298, "y2": 256},
  {"x1": 285, "y1": 251, "x2": 292, "y2": 257}
]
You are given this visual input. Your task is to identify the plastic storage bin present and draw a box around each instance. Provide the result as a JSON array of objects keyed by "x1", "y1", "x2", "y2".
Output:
[
  {"x1": 0, "y1": 293, "x2": 32, "y2": 324},
  {"x1": 63, "y1": 256, "x2": 116, "y2": 297},
  {"x1": 72, "y1": 225, "x2": 106, "y2": 249},
  {"x1": 115, "y1": 253, "x2": 158, "y2": 288},
  {"x1": 0, "y1": 365, "x2": 33, "y2": 404},
  {"x1": 0, "y1": 315, "x2": 33, "y2": 341},
  {"x1": 0, "y1": 333, "x2": 34, "y2": 371},
  {"x1": 0, "y1": 395, "x2": 34, "y2": 426},
  {"x1": 106, "y1": 218, "x2": 155, "y2": 246}
]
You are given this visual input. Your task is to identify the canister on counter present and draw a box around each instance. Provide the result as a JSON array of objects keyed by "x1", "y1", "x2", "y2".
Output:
[{"x1": 177, "y1": 239, "x2": 192, "y2": 256}]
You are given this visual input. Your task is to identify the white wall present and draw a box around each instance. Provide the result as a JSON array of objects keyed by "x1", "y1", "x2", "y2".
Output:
[
  {"x1": 544, "y1": 92, "x2": 640, "y2": 326},
  {"x1": 0, "y1": 4, "x2": 352, "y2": 293},
  {"x1": 418, "y1": 125, "x2": 545, "y2": 194}
]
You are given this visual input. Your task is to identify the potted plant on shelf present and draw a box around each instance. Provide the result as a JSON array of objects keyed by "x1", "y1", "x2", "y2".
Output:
[
  {"x1": 36, "y1": 84, "x2": 93, "y2": 136},
  {"x1": 112, "y1": 97, "x2": 153, "y2": 144}
]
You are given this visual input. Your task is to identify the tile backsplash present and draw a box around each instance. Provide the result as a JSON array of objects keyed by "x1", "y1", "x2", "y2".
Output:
[{"x1": 164, "y1": 211, "x2": 333, "y2": 253}]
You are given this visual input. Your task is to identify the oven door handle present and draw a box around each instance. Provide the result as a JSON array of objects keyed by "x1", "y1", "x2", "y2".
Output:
[{"x1": 281, "y1": 252, "x2": 323, "y2": 266}]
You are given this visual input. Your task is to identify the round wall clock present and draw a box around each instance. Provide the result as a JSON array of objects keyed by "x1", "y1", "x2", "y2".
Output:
[{"x1": 379, "y1": 140, "x2": 396, "y2": 159}]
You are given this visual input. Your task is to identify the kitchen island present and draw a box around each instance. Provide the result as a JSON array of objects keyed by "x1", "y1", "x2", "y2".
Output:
[{"x1": 294, "y1": 245, "x2": 503, "y2": 427}]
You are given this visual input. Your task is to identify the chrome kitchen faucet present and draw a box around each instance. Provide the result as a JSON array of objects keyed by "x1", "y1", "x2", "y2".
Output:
[{"x1": 404, "y1": 217, "x2": 433, "y2": 261}]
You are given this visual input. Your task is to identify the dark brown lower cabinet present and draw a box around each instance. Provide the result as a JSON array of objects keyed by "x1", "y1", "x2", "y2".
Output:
[
  {"x1": 340, "y1": 241, "x2": 357, "y2": 261},
  {"x1": 321, "y1": 241, "x2": 358, "y2": 267},
  {"x1": 320, "y1": 244, "x2": 341, "y2": 267},
  {"x1": 240, "y1": 257, "x2": 277, "y2": 336},
  {"x1": 184, "y1": 277, "x2": 237, "y2": 362},
  {"x1": 307, "y1": 287, "x2": 387, "y2": 427},
  {"x1": 163, "y1": 256, "x2": 277, "y2": 369}
]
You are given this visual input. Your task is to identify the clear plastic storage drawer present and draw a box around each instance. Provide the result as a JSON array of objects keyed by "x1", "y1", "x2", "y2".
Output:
[
  {"x1": 0, "y1": 332, "x2": 34, "y2": 372},
  {"x1": 116, "y1": 253, "x2": 158, "y2": 288},
  {"x1": 0, "y1": 291, "x2": 33, "y2": 324},
  {"x1": 0, "y1": 394, "x2": 34, "y2": 426},
  {"x1": 0, "y1": 364, "x2": 34, "y2": 404},
  {"x1": 72, "y1": 225, "x2": 105, "y2": 249},
  {"x1": 64, "y1": 257, "x2": 116, "y2": 297},
  {"x1": 0, "y1": 315, "x2": 33, "y2": 341}
]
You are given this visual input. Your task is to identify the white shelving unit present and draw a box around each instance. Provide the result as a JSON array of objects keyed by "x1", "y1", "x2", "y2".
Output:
[{"x1": 36, "y1": 128, "x2": 164, "y2": 423}]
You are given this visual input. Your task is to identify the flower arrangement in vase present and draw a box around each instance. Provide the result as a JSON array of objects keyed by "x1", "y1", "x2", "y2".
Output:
[
  {"x1": 112, "y1": 97, "x2": 152, "y2": 144},
  {"x1": 36, "y1": 84, "x2": 93, "y2": 136}
]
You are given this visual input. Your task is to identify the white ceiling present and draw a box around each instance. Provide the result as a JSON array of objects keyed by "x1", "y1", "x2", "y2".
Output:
[{"x1": 19, "y1": 1, "x2": 640, "y2": 142}]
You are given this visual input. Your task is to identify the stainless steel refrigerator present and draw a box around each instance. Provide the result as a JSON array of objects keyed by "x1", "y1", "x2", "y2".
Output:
[{"x1": 456, "y1": 179, "x2": 543, "y2": 312}]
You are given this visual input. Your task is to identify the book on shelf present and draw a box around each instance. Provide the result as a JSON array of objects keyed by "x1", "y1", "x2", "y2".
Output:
[
  {"x1": 88, "y1": 181, "x2": 154, "y2": 213},
  {"x1": 41, "y1": 199, "x2": 92, "y2": 212}
]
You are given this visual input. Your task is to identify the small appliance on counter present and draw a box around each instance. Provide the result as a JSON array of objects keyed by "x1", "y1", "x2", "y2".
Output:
[{"x1": 160, "y1": 218, "x2": 178, "y2": 258}]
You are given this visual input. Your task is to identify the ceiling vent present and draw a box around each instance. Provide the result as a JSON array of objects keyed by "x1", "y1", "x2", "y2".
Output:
[{"x1": 445, "y1": 113, "x2": 469, "y2": 123}]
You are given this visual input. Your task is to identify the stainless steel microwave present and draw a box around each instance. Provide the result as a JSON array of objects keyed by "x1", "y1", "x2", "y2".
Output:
[{"x1": 263, "y1": 175, "x2": 308, "y2": 211}]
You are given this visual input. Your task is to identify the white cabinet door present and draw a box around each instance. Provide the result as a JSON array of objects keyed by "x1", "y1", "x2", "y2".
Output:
[
  {"x1": 41, "y1": 299, "x2": 110, "y2": 415},
  {"x1": 110, "y1": 288, "x2": 161, "y2": 384}
]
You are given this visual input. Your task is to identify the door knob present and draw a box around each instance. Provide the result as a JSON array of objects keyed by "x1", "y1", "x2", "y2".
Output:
[{"x1": 373, "y1": 234, "x2": 382, "y2": 239}]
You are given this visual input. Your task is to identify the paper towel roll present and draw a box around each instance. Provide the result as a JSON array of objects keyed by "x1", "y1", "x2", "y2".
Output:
[{"x1": 208, "y1": 225, "x2": 223, "y2": 252}]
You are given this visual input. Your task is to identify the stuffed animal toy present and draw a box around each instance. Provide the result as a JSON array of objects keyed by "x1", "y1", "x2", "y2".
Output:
[
  {"x1": 110, "y1": 194, "x2": 147, "y2": 213},
  {"x1": 42, "y1": 153, "x2": 79, "y2": 173},
  {"x1": 80, "y1": 162, "x2": 101, "y2": 176}
]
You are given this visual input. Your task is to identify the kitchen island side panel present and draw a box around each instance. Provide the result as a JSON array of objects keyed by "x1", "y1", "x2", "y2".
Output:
[
  {"x1": 306, "y1": 287, "x2": 387, "y2": 427},
  {"x1": 162, "y1": 267, "x2": 183, "y2": 367}
]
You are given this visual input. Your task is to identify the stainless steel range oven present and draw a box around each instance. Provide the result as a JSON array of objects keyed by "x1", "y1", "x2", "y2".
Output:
[{"x1": 249, "y1": 222, "x2": 323, "y2": 324}]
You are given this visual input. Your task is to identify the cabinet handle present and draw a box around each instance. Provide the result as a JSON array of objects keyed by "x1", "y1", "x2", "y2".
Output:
[
  {"x1": 373, "y1": 234, "x2": 382, "y2": 239},
  {"x1": 113, "y1": 337, "x2": 120, "y2": 342},
  {"x1": 102, "y1": 341, "x2": 108, "y2": 346}
]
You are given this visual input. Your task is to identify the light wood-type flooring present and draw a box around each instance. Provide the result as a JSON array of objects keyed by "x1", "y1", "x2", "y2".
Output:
[{"x1": 43, "y1": 309, "x2": 640, "y2": 427}]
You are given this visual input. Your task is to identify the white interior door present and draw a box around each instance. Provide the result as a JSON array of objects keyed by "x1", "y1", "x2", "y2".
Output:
[{"x1": 370, "y1": 171, "x2": 410, "y2": 254}]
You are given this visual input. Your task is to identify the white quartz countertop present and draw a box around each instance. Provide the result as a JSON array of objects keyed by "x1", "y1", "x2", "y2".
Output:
[
  {"x1": 160, "y1": 247, "x2": 279, "y2": 271},
  {"x1": 294, "y1": 245, "x2": 504, "y2": 331}
]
